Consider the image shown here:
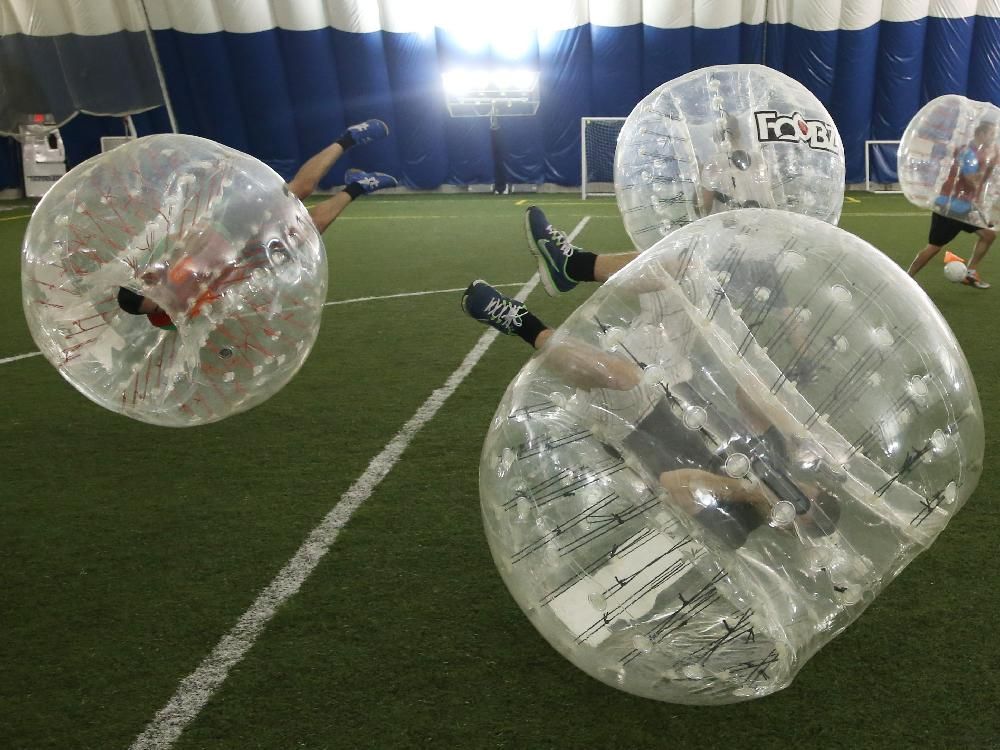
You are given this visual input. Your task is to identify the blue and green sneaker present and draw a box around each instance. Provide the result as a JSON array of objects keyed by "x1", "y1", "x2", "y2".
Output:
[{"x1": 525, "y1": 205, "x2": 579, "y2": 296}]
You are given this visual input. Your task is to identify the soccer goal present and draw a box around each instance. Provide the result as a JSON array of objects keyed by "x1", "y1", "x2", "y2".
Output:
[
  {"x1": 864, "y1": 139, "x2": 902, "y2": 193},
  {"x1": 100, "y1": 136, "x2": 135, "y2": 153},
  {"x1": 581, "y1": 116, "x2": 626, "y2": 198}
]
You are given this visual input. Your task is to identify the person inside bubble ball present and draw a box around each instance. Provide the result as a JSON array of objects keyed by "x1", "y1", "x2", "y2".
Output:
[
  {"x1": 699, "y1": 113, "x2": 775, "y2": 216},
  {"x1": 908, "y1": 121, "x2": 999, "y2": 289},
  {"x1": 519, "y1": 205, "x2": 797, "y2": 319},
  {"x1": 117, "y1": 118, "x2": 398, "y2": 329},
  {"x1": 462, "y1": 208, "x2": 841, "y2": 550}
]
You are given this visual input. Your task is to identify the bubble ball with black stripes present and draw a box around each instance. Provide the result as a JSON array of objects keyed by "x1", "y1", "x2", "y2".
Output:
[
  {"x1": 615, "y1": 64, "x2": 846, "y2": 251},
  {"x1": 21, "y1": 134, "x2": 327, "y2": 426},
  {"x1": 480, "y1": 209, "x2": 982, "y2": 704},
  {"x1": 898, "y1": 93, "x2": 1000, "y2": 229}
]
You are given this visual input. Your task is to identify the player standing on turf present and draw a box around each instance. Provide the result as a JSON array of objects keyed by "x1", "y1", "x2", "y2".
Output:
[{"x1": 907, "y1": 120, "x2": 999, "y2": 288}]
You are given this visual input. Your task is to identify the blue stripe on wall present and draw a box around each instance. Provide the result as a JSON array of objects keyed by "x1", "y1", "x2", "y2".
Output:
[
  {"x1": 784, "y1": 28, "x2": 838, "y2": 106},
  {"x1": 591, "y1": 24, "x2": 643, "y2": 116},
  {"x1": 968, "y1": 16, "x2": 1000, "y2": 105},
  {"x1": 642, "y1": 27, "x2": 692, "y2": 100},
  {"x1": 328, "y1": 29, "x2": 400, "y2": 179},
  {"x1": 539, "y1": 26, "x2": 591, "y2": 185},
  {"x1": 872, "y1": 19, "x2": 928, "y2": 181},
  {"x1": 275, "y1": 28, "x2": 348, "y2": 189},
  {"x1": 923, "y1": 15, "x2": 973, "y2": 101},
  {"x1": 166, "y1": 32, "x2": 251, "y2": 151},
  {"x1": 8, "y1": 18, "x2": 1000, "y2": 193},
  {"x1": 741, "y1": 23, "x2": 765, "y2": 64},
  {"x1": 382, "y1": 31, "x2": 450, "y2": 189},
  {"x1": 693, "y1": 25, "x2": 742, "y2": 69},
  {"x1": 222, "y1": 31, "x2": 300, "y2": 178},
  {"x1": 832, "y1": 25, "x2": 880, "y2": 183},
  {"x1": 435, "y1": 28, "x2": 493, "y2": 184}
]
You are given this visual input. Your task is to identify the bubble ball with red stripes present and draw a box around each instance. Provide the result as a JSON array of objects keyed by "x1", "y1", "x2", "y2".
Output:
[
  {"x1": 21, "y1": 134, "x2": 328, "y2": 427},
  {"x1": 898, "y1": 94, "x2": 1000, "y2": 228},
  {"x1": 615, "y1": 64, "x2": 846, "y2": 250},
  {"x1": 479, "y1": 209, "x2": 982, "y2": 705}
]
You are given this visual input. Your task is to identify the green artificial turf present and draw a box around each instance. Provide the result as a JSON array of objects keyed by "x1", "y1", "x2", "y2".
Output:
[{"x1": 1, "y1": 192, "x2": 997, "y2": 749}]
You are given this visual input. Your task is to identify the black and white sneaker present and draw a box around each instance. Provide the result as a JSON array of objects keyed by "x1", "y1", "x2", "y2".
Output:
[{"x1": 461, "y1": 280, "x2": 527, "y2": 335}]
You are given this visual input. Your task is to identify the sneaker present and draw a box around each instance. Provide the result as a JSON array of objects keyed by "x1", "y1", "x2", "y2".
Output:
[
  {"x1": 345, "y1": 168, "x2": 398, "y2": 194},
  {"x1": 343, "y1": 118, "x2": 389, "y2": 147},
  {"x1": 962, "y1": 269, "x2": 991, "y2": 289},
  {"x1": 461, "y1": 280, "x2": 527, "y2": 335},
  {"x1": 525, "y1": 205, "x2": 579, "y2": 296}
]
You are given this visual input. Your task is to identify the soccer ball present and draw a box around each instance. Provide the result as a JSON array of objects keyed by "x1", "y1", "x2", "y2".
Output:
[{"x1": 944, "y1": 260, "x2": 968, "y2": 282}]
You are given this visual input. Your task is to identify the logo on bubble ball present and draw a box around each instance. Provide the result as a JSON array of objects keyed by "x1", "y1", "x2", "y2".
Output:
[{"x1": 753, "y1": 110, "x2": 838, "y2": 152}]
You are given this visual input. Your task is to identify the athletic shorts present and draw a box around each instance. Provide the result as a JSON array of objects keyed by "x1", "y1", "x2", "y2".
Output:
[
  {"x1": 694, "y1": 500, "x2": 762, "y2": 549},
  {"x1": 929, "y1": 211, "x2": 980, "y2": 247},
  {"x1": 624, "y1": 400, "x2": 781, "y2": 548}
]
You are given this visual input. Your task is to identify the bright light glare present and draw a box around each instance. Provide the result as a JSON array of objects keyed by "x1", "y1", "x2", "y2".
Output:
[
  {"x1": 435, "y1": 0, "x2": 537, "y2": 58},
  {"x1": 443, "y1": 70, "x2": 490, "y2": 95},
  {"x1": 442, "y1": 68, "x2": 538, "y2": 96},
  {"x1": 493, "y1": 69, "x2": 538, "y2": 91}
]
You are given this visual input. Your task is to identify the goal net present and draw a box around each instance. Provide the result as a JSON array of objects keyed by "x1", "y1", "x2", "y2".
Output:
[
  {"x1": 581, "y1": 117, "x2": 625, "y2": 198},
  {"x1": 864, "y1": 139, "x2": 902, "y2": 193}
]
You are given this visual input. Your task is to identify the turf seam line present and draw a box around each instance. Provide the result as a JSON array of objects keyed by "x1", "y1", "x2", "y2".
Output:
[
  {"x1": 0, "y1": 286, "x2": 530, "y2": 365},
  {"x1": 323, "y1": 283, "x2": 527, "y2": 307},
  {"x1": 128, "y1": 217, "x2": 590, "y2": 750}
]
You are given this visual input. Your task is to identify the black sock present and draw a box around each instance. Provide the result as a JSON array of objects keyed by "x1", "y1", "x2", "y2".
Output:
[
  {"x1": 565, "y1": 250, "x2": 597, "y2": 282},
  {"x1": 516, "y1": 311, "x2": 547, "y2": 348},
  {"x1": 335, "y1": 131, "x2": 355, "y2": 151},
  {"x1": 345, "y1": 181, "x2": 366, "y2": 200}
]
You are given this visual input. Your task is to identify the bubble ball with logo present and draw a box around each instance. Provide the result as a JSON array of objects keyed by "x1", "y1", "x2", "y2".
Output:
[
  {"x1": 615, "y1": 64, "x2": 846, "y2": 250},
  {"x1": 21, "y1": 134, "x2": 328, "y2": 427},
  {"x1": 898, "y1": 94, "x2": 1000, "y2": 228},
  {"x1": 479, "y1": 209, "x2": 983, "y2": 705}
]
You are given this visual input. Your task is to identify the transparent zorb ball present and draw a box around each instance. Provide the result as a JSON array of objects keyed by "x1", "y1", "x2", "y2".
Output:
[
  {"x1": 480, "y1": 209, "x2": 982, "y2": 705},
  {"x1": 615, "y1": 65, "x2": 846, "y2": 250},
  {"x1": 898, "y1": 94, "x2": 1000, "y2": 228},
  {"x1": 21, "y1": 134, "x2": 328, "y2": 426}
]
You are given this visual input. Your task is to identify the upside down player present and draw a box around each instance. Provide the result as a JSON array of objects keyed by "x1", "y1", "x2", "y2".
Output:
[
  {"x1": 117, "y1": 119, "x2": 398, "y2": 328},
  {"x1": 460, "y1": 207, "x2": 841, "y2": 550}
]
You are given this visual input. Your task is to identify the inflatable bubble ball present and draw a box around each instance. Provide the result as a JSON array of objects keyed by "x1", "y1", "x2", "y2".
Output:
[
  {"x1": 480, "y1": 209, "x2": 982, "y2": 705},
  {"x1": 615, "y1": 64, "x2": 846, "y2": 250},
  {"x1": 21, "y1": 134, "x2": 328, "y2": 427},
  {"x1": 899, "y1": 94, "x2": 1000, "y2": 228}
]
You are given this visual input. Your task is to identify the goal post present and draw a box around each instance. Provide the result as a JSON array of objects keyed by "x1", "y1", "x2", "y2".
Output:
[
  {"x1": 864, "y1": 139, "x2": 902, "y2": 193},
  {"x1": 581, "y1": 116, "x2": 626, "y2": 199}
]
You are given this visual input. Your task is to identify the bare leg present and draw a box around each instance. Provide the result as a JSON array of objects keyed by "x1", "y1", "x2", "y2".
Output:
[
  {"x1": 659, "y1": 468, "x2": 769, "y2": 516},
  {"x1": 463, "y1": 281, "x2": 639, "y2": 390},
  {"x1": 967, "y1": 228, "x2": 996, "y2": 271},
  {"x1": 308, "y1": 192, "x2": 353, "y2": 235},
  {"x1": 534, "y1": 328, "x2": 554, "y2": 349},
  {"x1": 287, "y1": 143, "x2": 346, "y2": 201},
  {"x1": 533, "y1": 328, "x2": 642, "y2": 391},
  {"x1": 594, "y1": 253, "x2": 639, "y2": 282},
  {"x1": 907, "y1": 242, "x2": 943, "y2": 276}
]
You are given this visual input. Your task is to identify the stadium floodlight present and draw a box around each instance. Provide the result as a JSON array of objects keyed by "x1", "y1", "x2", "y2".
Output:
[{"x1": 443, "y1": 67, "x2": 540, "y2": 127}]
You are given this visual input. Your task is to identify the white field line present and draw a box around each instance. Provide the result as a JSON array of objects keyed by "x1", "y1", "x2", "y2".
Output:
[
  {"x1": 0, "y1": 351, "x2": 42, "y2": 365},
  {"x1": 128, "y1": 215, "x2": 591, "y2": 750},
  {"x1": 0, "y1": 285, "x2": 529, "y2": 366}
]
